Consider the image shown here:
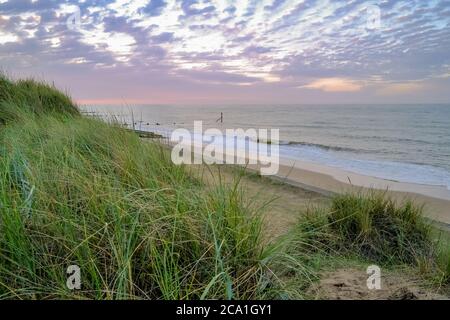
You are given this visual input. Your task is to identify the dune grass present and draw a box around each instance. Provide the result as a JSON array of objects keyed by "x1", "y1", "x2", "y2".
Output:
[
  {"x1": 0, "y1": 120, "x2": 274, "y2": 299},
  {"x1": 0, "y1": 75, "x2": 448, "y2": 299},
  {"x1": 0, "y1": 75, "x2": 79, "y2": 125},
  {"x1": 0, "y1": 76, "x2": 287, "y2": 299},
  {"x1": 287, "y1": 192, "x2": 450, "y2": 292},
  {"x1": 0, "y1": 118, "x2": 276, "y2": 299},
  {"x1": 329, "y1": 192, "x2": 433, "y2": 264}
]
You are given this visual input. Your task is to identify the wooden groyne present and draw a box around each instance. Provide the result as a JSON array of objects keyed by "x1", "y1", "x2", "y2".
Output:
[{"x1": 81, "y1": 110, "x2": 165, "y2": 140}]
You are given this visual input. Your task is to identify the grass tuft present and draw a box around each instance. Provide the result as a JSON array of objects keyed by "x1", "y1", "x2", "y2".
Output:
[
  {"x1": 287, "y1": 192, "x2": 450, "y2": 294},
  {"x1": 328, "y1": 192, "x2": 433, "y2": 265},
  {"x1": 0, "y1": 74, "x2": 79, "y2": 124}
]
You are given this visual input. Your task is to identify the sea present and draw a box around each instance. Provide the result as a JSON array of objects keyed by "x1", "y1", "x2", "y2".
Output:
[{"x1": 81, "y1": 104, "x2": 450, "y2": 190}]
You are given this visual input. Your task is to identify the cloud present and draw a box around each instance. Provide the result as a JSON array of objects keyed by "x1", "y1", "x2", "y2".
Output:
[
  {"x1": 377, "y1": 82, "x2": 425, "y2": 95},
  {"x1": 0, "y1": 31, "x2": 19, "y2": 44},
  {"x1": 141, "y1": 0, "x2": 167, "y2": 17},
  {"x1": 301, "y1": 78, "x2": 363, "y2": 92},
  {"x1": 0, "y1": 0, "x2": 449, "y2": 103},
  {"x1": 180, "y1": 0, "x2": 216, "y2": 17},
  {"x1": 151, "y1": 31, "x2": 175, "y2": 43}
]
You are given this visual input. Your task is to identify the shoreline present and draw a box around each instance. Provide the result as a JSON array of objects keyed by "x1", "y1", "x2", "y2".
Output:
[
  {"x1": 146, "y1": 133, "x2": 450, "y2": 227},
  {"x1": 140, "y1": 125, "x2": 450, "y2": 198},
  {"x1": 245, "y1": 159, "x2": 450, "y2": 227},
  {"x1": 81, "y1": 109, "x2": 450, "y2": 197},
  {"x1": 279, "y1": 158, "x2": 450, "y2": 201}
]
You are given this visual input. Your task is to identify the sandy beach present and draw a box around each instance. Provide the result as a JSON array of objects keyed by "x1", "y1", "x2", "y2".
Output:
[
  {"x1": 177, "y1": 143, "x2": 450, "y2": 228},
  {"x1": 247, "y1": 159, "x2": 450, "y2": 227}
]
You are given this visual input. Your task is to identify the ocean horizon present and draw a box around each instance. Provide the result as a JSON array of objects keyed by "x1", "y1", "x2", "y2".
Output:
[{"x1": 82, "y1": 103, "x2": 450, "y2": 190}]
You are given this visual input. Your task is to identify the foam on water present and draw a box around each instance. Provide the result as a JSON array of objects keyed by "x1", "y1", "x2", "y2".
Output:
[
  {"x1": 149, "y1": 125, "x2": 450, "y2": 189},
  {"x1": 82, "y1": 104, "x2": 450, "y2": 190},
  {"x1": 279, "y1": 143, "x2": 450, "y2": 189}
]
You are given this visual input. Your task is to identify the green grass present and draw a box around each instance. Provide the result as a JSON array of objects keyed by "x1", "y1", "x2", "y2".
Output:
[
  {"x1": 0, "y1": 75, "x2": 448, "y2": 299},
  {"x1": 0, "y1": 75, "x2": 289, "y2": 299},
  {"x1": 0, "y1": 75, "x2": 79, "y2": 124},
  {"x1": 329, "y1": 192, "x2": 433, "y2": 264},
  {"x1": 286, "y1": 192, "x2": 450, "y2": 293},
  {"x1": 0, "y1": 117, "x2": 281, "y2": 299}
]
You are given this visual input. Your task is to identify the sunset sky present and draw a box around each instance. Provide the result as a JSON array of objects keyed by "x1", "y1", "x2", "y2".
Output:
[{"x1": 1, "y1": 0, "x2": 449, "y2": 105}]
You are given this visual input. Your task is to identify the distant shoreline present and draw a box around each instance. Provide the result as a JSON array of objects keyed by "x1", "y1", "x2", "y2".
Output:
[
  {"x1": 82, "y1": 104, "x2": 450, "y2": 191},
  {"x1": 238, "y1": 160, "x2": 450, "y2": 227},
  {"x1": 269, "y1": 160, "x2": 450, "y2": 227},
  {"x1": 142, "y1": 134, "x2": 450, "y2": 227}
]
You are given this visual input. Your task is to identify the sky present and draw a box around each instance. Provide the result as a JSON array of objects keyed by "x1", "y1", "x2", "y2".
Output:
[{"x1": 1, "y1": 0, "x2": 450, "y2": 105}]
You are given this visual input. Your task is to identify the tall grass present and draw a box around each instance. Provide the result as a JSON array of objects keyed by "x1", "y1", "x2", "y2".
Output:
[
  {"x1": 1, "y1": 75, "x2": 448, "y2": 299},
  {"x1": 0, "y1": 75, "x2": 79, "y2": 124},
  {"x1": 329, "y1": 192, "x2": 433, "y2": 264},
  {"x1": 288, "y1": 192, "x2": 450, "y2": 292},
  {"x1": 0, "y1": 115, "x2": 282, "y2": 299},
  {"x1": 0, "y1": 75, "x2": 284, "y2": 299}
]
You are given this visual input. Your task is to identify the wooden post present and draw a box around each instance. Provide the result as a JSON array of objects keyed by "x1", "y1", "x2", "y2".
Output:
[{"x1": 216, "y1": 112, "x2": 223, "y2": 123}]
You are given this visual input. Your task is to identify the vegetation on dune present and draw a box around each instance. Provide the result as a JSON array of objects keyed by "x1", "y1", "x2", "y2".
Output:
[
  {"x1": 0, "y1": 74, "x2": 448, "y2": 299},
  {"x1": 286, "y1": 192, "x2": 450, "y2": 292},
  {"x1": 329, "y1": 193, "x2": 432, "y2": 264},
  {"x1": 438, "y1": 247, "x2": 450, "y2": 286},
  {"x1": 0, "y1": 75, "x2": 284, "y2": 299},
  {"x1": 0, "y1": 75, "x2": 79, "y2": 124},
  {"x1": 0, "y1": 117, "x2": 272, "y2": 299}
]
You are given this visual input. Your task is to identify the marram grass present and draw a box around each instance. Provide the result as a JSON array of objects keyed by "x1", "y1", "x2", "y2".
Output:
[
  {"x1": 0, "y1": 75, "x2": 79, "y2": 124},
  {"x1": 0, "y1": 75, "x2": 274, "y2": 299},
  {"x1": 0, "y1": 74, "x2": 448, "y2": 299},
  {"x1": 288, "y1": 192, "x2": 450, "y2": 290},
  {"x1": 0, "y1": 114, "x2": 281, "y2": 299}
]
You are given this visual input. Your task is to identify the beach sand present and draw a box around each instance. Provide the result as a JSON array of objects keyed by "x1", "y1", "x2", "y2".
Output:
[
  {"x1": 274, "y1": 159, "x2": 450, "y2": 227},
  {"x1": 188, "y1": 162, "x2": 450, "y2": 300},
  {"x1": 188, "y1": 160, "x2": 450, "y2": 240},
  {"x1": 160, "y1": 140, "x2": 450, "y2": 234}
]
